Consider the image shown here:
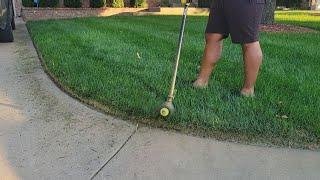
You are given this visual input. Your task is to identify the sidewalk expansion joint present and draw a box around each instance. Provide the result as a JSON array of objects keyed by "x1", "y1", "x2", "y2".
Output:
[{"x1": 89, "y1": 123, "x2": 139, "y2": 180}]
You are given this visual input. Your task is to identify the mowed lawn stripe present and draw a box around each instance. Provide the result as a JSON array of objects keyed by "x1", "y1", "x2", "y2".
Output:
[{"x1": 276, "y1": 11, "x2": 320, "y2": 31}]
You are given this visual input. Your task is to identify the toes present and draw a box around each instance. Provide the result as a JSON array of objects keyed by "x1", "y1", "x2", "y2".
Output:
[
  {"x1": 240, "y1": 91, "x2": 255, "y2": 98},
  {"x1": 192, "y1": 80, "x2": 208, "y2": 89}
]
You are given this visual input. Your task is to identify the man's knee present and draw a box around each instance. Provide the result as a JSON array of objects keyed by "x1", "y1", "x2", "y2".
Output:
[
  {"x1": 205, "y1": 33, "x2": 224, "y2": 45},
  {"x1": 242, "y1": 41, "x2": 263, "y2": 60}
]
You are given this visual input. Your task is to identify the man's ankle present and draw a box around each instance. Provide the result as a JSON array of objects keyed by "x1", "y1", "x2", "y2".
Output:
[
  {"x1": 241, "y1": 87, "x2": 255, "y2": 97},
  {"x1": 193, "y1": 78, "x2": 208, "y2": 88}
]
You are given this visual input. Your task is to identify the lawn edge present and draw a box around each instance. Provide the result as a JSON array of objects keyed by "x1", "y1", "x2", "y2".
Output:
[{"x1": 26, "y1": 23, "x2": 320, "y2": 151}]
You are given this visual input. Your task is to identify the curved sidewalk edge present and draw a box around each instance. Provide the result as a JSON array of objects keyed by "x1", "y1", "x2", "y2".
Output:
[{"x1": 0, "y1": 18, "x2": 136, "y2": 179}]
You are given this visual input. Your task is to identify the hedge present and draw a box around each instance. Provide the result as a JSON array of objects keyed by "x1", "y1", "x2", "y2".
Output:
[
  {"x1": 134, "y1": 0, "x2": 147, "y2": 7},
  {"x1": 277, "y1": 0, "x2": 302, "y2": 8},
  {"x1": 90, "y1": 0, "x2": 106, "y2": 7},
  {"x1": 112, "y1": 0, "x2": 124, "y2": 7},
  {"x1": 22, "y1": 0, "x2": 58, "y2": 7},
  {"x1": 64, "y1": 0, "x2": 82, "y2": 7},
  {"x1": 198, "y1": 0, "x2": 214, "y2": 8}
]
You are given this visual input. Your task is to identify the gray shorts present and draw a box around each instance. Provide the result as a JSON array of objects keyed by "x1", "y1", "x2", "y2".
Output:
[{"x1": 205, "y1": 0, "x2": 265, "y2": 44}]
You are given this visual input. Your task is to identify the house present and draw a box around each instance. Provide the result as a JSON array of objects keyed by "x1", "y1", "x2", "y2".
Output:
[
  {"x1": 311, "y1": 0, "x2": 320, "y2": 10},
  {"x1": 301, "y1": 0, "x2": 320, "y2": 10}
]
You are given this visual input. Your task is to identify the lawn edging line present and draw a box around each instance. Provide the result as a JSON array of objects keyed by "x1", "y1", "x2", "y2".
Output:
[
  {"x1": 260, "y1": 23, "x2": 318, "y2": 33},
  {"x1": 26, "y1": 28, "x2": 142, "y2": 123}
]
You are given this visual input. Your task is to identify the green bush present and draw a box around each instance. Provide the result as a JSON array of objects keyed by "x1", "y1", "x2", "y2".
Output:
[
  {"x1": 22, "y1": 0, "x2": 58, "y2": 7},
  {"x1": 112, "y1": 0, "x2": 124, "y2": 7},
  {"x1": 134, "y1": 0, "x2": 147, "y2": 7},
  {"x1": 277, "y1": 0, "x2": 302, "y2": 8},
  {"x1": 129, "y1": 0, "x2": 134, "y2": 7},
  {"x1": 22, "y1": 0, "x2": 34, "y2": 7},
  {"x1": 198, "y1": 0, "x2": 214, "y2": 8},
  {"x1": 180, "y1": 0, "x2": 186, "y2": 6},
  {"x1": 105, "y1": 0, "x2": 112, "y2": 6},
  {"x1": 64, "y1": 0, "x2": 82, "y2": 7},
  {"x1": 90, "y1": 0, "x2": 106, "y2": 7},
  {"x1": 40, "y1": 0, "x2": 59, "y2": 7}
]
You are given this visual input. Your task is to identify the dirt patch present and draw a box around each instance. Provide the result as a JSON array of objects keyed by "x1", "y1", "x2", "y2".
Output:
[
  {"x1": 259, "y1": 24, "x2": 316, "y2": 33},
  {"x1": 310, "y1": 13, "x2": 320, "y2": 16}
]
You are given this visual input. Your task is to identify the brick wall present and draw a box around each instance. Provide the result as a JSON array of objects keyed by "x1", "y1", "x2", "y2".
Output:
[{"x1": 21, "y1": 7, "x2": 148, "y2": 21}]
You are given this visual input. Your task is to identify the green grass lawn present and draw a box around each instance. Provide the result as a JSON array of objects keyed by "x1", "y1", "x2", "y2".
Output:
[
  {"x1": 27, "y1": 12, "x2": 320, "y2": 148},
  {"x1": 276, "y1": 10, "x2": 320, "y2": 30}
]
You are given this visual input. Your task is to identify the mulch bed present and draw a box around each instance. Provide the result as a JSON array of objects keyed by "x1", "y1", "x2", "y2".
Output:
[{"x1": 259, "y1": 24, "x2": 316, "y2": 33}]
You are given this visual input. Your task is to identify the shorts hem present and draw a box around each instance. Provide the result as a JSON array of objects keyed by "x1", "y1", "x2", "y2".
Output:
[
  {"x1": 231, "y1": 38, "x2": 259, "y2": 44},
  {"x1": 205, "y1": 30, "x2": 229, "y2": 39}
]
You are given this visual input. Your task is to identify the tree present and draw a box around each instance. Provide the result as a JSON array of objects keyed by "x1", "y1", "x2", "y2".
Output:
[
  {"x1": 261, "y1": 0, "x2": 277, "y2": 24},
  {"x1": 59, "y1": 0, "x2": 64, "y2": 7}
]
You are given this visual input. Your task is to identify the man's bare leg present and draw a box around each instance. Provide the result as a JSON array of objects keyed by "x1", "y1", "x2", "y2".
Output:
[
  {"x1": 193, "y1": 33, "x2": 224, "y2": 88},
  {"x1": 241, "y1": 41, "x2": 263, "y2": 97}
]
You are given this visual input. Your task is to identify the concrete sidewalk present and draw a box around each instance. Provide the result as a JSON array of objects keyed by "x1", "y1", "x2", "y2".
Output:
[{"x1": 0, "y1": 19, "x2": 319, "y2": 180}]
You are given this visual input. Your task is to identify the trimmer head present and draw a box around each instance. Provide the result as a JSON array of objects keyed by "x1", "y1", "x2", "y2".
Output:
[{"x1": 159, "y1": 101, "x2": 175, "y2": 117}]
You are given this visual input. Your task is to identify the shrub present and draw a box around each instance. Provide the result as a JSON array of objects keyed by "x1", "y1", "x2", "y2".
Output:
[
  {"x1": 180, "y1": 0, "x2": 186, "y2": 6},
  {"x1": 39, "y1": 0, "x2": 59, "y2": 7},
  {"x1": 277, "y1": 0, "x2": 302, "y2": 8},
  {"x1": 134, "y1": 0, "x2": 147, "y2": 7},
  {"x1": 105, "y1": 0, "x2": 112, "y2": 6},
  {"x1": 64, "y1": 0, "x2": 82, "y2": 7},
  {"x1": 129, "y1": 0, "x2": 135, "y2": 7},
  {"x1": 22, "y1": 0, "x2": 58, "y2": 7},
  {"x1": 90, "y1": 0, "x2": 106, "y2": 7},
  {"x1": 112, "y1": 0, "x2": 124, "y2": 7},
  {"x1": 22, "y1": 0, "x2": 34, "y2": 7},
  {"x1": 198, "y1": 0, "x2": 214, "y2": 8}
]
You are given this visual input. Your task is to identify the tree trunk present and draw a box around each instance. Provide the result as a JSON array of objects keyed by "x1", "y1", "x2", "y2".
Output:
[
  {"x1": 261, "y1": 0, "x2": 277, "y2": 24},
  {"x1": 59, "y1": 0, "x2": 64, "y2": 7}
]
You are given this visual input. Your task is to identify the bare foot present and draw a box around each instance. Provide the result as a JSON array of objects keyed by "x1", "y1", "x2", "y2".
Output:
[
  {"x1": 240, "y1": 88, "x2": 255, "y2": 97},
  {"x1": 193, "y1": 79, "x2": 208, "y2": 89}
]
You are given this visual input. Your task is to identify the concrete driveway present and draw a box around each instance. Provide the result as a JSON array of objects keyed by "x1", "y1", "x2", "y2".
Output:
[{"x1": 0, "y1": 19, "x2": 319, "y2": 180}]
